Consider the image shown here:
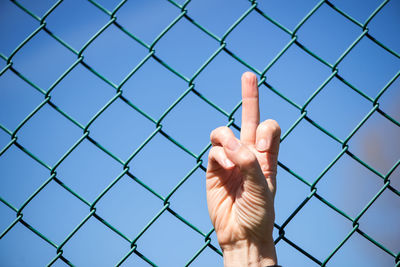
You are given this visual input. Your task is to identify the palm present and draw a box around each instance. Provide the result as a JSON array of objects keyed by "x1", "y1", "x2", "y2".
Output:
[{"x1": 206, "y1": 144, "x2": 276, "y2": 246}]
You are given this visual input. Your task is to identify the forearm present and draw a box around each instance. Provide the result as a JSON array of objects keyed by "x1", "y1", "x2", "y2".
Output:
[{"x1": 222, "y1": 238, "x2": 277, "y2": 267}]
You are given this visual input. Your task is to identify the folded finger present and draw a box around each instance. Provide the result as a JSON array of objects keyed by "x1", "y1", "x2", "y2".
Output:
[
  {"x1": 207, "y1": 146, "x2": 235, "y2": 172},
  {"x1": 255, "y1": 119, "x2": 281, "y2": 155},
  {"x1": 210, "y1": 126, "x2": 236, "y2": 147}
]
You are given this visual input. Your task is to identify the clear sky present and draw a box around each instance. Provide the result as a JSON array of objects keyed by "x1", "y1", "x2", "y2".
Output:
[{"x1": 0, "y1": 0, "x2": 399, "y2": 266}]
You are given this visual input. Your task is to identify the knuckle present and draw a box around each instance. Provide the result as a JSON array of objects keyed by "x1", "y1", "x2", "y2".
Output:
[
  {"x1": 210, "y1": 126, "x2": 230, "y2": 140},
  {"x1": 210, "y1": 127, "x2": 220, "y2": 141},
  {"x1": 219, "y1": 126, "x2": 231, "y2": 135},
  {"x1": 210, "y1": 129, "x2": 216, "y2": 141},
  {"x1": 262, "y1": 119, "x2": 281, "y2": 135}
]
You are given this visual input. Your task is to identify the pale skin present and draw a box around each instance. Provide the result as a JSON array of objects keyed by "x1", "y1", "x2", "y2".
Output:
[{"x1": 206, "y1": 72, "x2": 281, "y2": 266}]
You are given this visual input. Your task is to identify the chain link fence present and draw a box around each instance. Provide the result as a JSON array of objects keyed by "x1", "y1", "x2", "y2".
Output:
[{"x1": 0, "y1": 0, "x2": 399, "y2": 266}]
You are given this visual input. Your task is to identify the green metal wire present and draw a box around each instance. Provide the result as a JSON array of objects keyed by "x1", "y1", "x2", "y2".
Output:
[{"x1": 0, "y1": 0, "x2": 399, "y2": 266}]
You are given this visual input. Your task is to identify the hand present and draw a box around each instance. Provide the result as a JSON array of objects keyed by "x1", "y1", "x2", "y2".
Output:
[{"x1": 206, "y1": 72, "x2": 281, "y2": 266}]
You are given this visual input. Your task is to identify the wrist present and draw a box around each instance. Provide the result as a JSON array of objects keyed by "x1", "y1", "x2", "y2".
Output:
[{"x1": 221, "y1": 238, "x2": 277, "y2": 267}]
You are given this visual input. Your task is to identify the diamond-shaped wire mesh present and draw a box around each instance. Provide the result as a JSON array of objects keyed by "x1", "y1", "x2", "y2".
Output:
[{"x1": 0, "y1": 0, "x2": 399, "y2": 266}]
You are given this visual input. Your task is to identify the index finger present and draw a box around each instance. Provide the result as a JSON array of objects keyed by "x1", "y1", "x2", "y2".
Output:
[{"x1": 240, "y1": 72, "x2": 260, "y2": 145}]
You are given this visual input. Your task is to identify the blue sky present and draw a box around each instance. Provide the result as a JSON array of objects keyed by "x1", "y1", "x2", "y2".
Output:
[{"x1": 0, "y1": 0, "x2": 399, "y2": 266}]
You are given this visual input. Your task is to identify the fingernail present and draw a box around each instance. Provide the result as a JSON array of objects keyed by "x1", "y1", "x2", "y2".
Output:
[
  {"x1": 256, "y1": 139, "x2": 268, "y2": 151},
  {"x1": 224, "y1": 158, "x2": 234, "y2": 168},
  {"x1": 226, "y1": 137, "x2": 240, "y2": 151}
]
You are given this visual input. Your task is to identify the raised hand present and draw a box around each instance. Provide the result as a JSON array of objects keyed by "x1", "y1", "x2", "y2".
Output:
[{"x1": 206, "y1": 72, "x2": 281, "y2": 266}]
